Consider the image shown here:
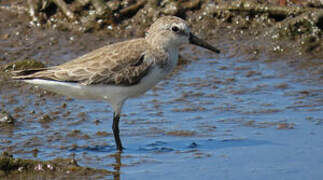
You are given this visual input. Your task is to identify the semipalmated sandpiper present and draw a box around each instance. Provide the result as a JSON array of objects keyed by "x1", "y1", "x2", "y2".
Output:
[{"x1": 13, "y1": 16, "x2": 220, "y2": 151}]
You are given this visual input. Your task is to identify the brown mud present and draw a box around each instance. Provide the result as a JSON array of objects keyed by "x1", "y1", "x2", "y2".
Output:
[
  {"x1": 1, "y1": 0, "x2": 323, "y2": 62},
  {"x1": 0, "y1": 151, "x2": 112, "y2": 179}
]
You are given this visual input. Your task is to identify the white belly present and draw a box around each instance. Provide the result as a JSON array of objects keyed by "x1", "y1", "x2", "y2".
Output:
[{"x1": 24, "y1": 67, "x2": 167, "y2": 104}]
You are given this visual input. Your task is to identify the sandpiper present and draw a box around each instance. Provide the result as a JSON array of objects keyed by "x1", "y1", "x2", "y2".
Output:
[{"x1": 12, "y1": 16, "x2": 220, "y2": 151}]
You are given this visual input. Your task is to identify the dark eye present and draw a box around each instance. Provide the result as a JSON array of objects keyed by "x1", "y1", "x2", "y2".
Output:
[{"x1": 171, "y1": 26, "x2": 179, "y2": 32}]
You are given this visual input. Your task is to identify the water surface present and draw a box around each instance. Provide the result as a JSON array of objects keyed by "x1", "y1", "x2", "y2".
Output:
[{"x1": 1, "y1": 54, "x2": 322, "y2": 179}]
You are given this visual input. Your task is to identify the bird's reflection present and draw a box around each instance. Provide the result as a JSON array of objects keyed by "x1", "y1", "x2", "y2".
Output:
[{"x1": 111, "y1": 152, "x2": 122, "y2": 180}]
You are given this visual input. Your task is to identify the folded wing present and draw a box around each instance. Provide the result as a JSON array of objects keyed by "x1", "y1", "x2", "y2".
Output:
[{"x1": 12, "y1": 39, "x2": 153, "y2": 86}]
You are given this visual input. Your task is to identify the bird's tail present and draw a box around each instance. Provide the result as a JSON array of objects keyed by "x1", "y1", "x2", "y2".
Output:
[{"x1": 11, "y1": 68, "x2": 48, "y2": 80}]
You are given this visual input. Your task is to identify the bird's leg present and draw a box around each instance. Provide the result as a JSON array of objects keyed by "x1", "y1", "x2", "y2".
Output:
[{"x1": 112, "y1": 112, "x2": 123, "y2": 152}]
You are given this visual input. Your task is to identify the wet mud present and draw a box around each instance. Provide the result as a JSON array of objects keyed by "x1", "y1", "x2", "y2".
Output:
[
  {"x1": 0, "y1": 0, "x2": 323, "y2": 179},
  {"x1": 0, "y1": 151, "x2": 112, "y2": 179}
]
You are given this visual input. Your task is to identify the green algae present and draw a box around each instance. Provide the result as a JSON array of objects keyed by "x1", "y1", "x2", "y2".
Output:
[
  {"x1": 0, "y1": 152, "x2": 112, "y2": 179},
  {"x1": 2, "y1": 59, "x2": 45, "y2": 72}
]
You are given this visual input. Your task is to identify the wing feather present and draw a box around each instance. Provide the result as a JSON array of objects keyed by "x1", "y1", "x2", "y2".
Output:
[{"x1": 12, "y1": 39, "x2": 154, "y2": 86}]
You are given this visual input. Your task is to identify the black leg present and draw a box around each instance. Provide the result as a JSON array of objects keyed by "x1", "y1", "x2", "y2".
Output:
[{"x1": 112, "y1": 113, "x2": 123, "y2": 151}]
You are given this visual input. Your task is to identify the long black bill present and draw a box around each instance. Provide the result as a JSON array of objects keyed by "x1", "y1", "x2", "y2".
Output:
[{"x1": 189, "y1": 33, "x2": 220, "y2": 54}]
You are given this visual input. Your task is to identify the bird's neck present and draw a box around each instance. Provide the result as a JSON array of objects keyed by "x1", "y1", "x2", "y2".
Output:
[
  {"x1": 147, "y1": 41, "x2": 179, "y2": 72},
  {"x1": 146, "y1": 34, "x2": 180, "y2": 53},
  {"x1": 167, "y1": 47, "x2": 179, "y2": 71}
]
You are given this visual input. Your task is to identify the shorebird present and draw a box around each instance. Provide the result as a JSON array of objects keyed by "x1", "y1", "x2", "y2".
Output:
[{"x1": 12, "y1": 16, "x2": 220, "y2": 151}]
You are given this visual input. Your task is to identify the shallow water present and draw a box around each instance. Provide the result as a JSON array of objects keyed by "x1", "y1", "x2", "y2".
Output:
[{"x1": 1, "y1": 53, "x2": 322, "y2": 179}]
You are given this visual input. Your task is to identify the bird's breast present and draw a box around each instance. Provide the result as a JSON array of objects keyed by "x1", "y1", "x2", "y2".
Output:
[{"x1": 136, "y1": 66, "x2": 168, "y2": 91}]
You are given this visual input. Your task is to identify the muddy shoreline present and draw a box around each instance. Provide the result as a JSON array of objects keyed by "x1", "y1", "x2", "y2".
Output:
[
  {"x1": 0, "y1": 151, "x2": 113, "y2": 179},
  {"x1": 0, "y1": 0, "x2": 322, "y2": 179},
  {"x1": 1, "y1": 0, "x2": 323, "y2": 63}
]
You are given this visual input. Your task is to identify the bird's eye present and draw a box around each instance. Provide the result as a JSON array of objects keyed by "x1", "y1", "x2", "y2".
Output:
[{"x1": 171, "y1": 26, "x2": 179, "y2": 32}]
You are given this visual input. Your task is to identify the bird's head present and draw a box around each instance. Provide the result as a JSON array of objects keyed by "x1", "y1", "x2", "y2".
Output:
[{"x1": 145, "y1": 16, "x2": 220, "y2": 53}]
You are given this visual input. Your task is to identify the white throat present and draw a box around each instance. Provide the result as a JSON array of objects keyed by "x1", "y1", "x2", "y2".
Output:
[{"x1": 167, "y1": 47, "x2": 179, "y2": 71}]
